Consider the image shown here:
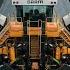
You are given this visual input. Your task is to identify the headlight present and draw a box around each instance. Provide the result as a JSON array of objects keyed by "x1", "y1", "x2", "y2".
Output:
[{"x1": 62, "y1": 56, "x2": 66, "y2": 59}]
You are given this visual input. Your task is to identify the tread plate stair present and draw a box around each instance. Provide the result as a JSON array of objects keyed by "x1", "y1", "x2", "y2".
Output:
[
  {"x1": 60, "y1": 28, "x2": 70, "y2": 45},
  {"x1": 0, "y1": 23, "x2": 9, "y2": 45},
  {"x1": 30, "y1": 36, "x2": 40, "y2": 59}
]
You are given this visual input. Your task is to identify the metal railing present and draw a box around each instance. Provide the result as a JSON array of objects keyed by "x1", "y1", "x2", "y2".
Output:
[
  {"x1": 27, "y1": 20, "x2": 42, "y2": 58},
  {"x1": 0, "y1": 23, "x2": 9, "y2": 39},
  {"x1": 7, "y1": 16, "x2": 23, "y2": 22}
]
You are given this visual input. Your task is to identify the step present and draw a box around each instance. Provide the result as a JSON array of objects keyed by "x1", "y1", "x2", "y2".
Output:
[{"x1": 60, "y1": 29, "x2": 70, "y2": 45}]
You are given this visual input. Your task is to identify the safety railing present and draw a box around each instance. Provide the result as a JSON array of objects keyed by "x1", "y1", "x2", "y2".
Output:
[
  {"x1": 0, "y1": 22, "x2": 9, "y2": 45},
  {"x1": 27, "y1": 20, "x2": 42, "y2": 35},
  {"x1": 0, "y1": 23, "x2": 9, "y2": 39},
  {"x1": 27, "y1": 20, "x2": 42, "y2": 58},
  {"x1": 7, "y1": 16, "x2": 23, "y2": 23}
]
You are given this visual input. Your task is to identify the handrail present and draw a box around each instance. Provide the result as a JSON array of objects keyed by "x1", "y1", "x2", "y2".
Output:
[
  {"x1": 0, "y1": 23, "x2": 9, "y2": 39},
  {"x1": 0, "y1": 35, "x2": 9, "y2": 45},
  {"x1": 63, "y1": 27, "x2": 70, "y2": 36},
  {"x1": 60, "y1": 28, "x2": 70, "y2": 45},
  {"x1": 27, "y1": 20, "x2": 42, "y2": 58},
  {"x1": 0, "y1": 22, "x2": 9, "y2": 45},
  {"x1": 25, "y1": 21, "x2": 45, "y2": 23}
]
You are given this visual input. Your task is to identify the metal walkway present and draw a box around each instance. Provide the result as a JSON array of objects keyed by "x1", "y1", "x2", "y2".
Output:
[{"x1": 30, "y1": 36, "x2": 40, "y2": 59}]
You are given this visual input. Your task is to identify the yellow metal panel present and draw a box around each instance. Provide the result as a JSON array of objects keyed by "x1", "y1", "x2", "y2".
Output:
[
  {"x1": 9, "y1": 21, "x2": 23, "y2": 37},
  {"x1": 45, "y1": 22, "x2": 60, "y2": 37},
  {"x1": 27, "y1": 27, "x2": 41, "y2": 35},
  {"x1": 46, "y1": 31, "x2": 60, "y2": 37},
  {"x1": 56, "y1": 47, "x2": 61, "y2": 60},
  {"x1": 9, "y1": 47, "x2": 16, "y2": 64},
  {"x1": 2, "y1": 46, "x2": 8, "y2": 55},
  {"x1": 62, "y1": 46, "x2": 68, "y2": 55},
  {"x1": 0, "y1": 48, "x2": 2, "y2": 54},
  {"x1": 9, "y1": 31, "x2": 23, "y2": 37},
  {"x1": 46, "y1": 22, "x2": 58, "y2": 31},
  {"x1": 68, "y1": 48, "x2": 70, "y2": 54}
]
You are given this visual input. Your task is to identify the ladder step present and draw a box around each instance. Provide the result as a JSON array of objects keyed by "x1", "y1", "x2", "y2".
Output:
[
  {"x1": 61, "y1": 29, "x2": 70, "y2": 45},
  {"x1": 30, "y1": 36, "x2": 40, "y2": 59}
]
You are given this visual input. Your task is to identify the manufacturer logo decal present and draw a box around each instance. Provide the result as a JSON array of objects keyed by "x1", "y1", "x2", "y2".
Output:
[{"x1": 27, "y1": 0, "x2": 43, "y2": 4}]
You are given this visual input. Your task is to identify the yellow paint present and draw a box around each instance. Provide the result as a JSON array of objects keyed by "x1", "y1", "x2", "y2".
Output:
[
  {"x1": 9, "y1": 47, "x2": 16, "y2": 64},
  {"x1": 62, "y1": 46, "x2": 68, "y2": 55},
  {"x1": 9, "y1": 21, "x2": 23, "y2": 37},
  {"x1": 0, "y1": 47, "x2": 2, "y2": 54},
  {"x1": 2, "y1": 46, "x2": 8, "y2": 55},
  {"x1": 68, "y1": 48, "x2": 70, "y2": 54},
  {"x1": 56, "y1": 47, "x2": 61, "y2": 60},
  {"x1": 27, "y1": 27, "x2": 41, "y2": 35},
  {"x1": 45, "y1": 22, "x2": 60, "y2": 37}
]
